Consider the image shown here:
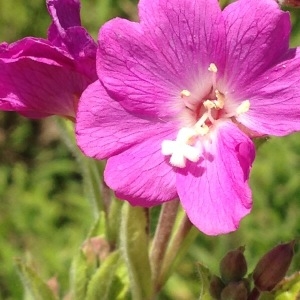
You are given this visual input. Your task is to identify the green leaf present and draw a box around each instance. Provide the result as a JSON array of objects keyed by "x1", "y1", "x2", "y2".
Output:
[
  {"x1": 275, "y1": 272, "x2": 300, "y2": 300},
  {"x1": 120, "y1": 203, "x2": 153, "y2": 300},
  {"x1": 85, "y1": 251, "x2": 123, "y2": 300},
  {"x1": 107, "y1": 197, "x2": 123, "y2": 246},
  {"x1": 15, "y1": 259, "x2": 57, "y2": 300},
  {"x1": 197, "y1": 264, "x2": 214, "y2": 300},
  {"x1": 69, "y1": 251, "x2": 90, "y2": 300},
  {"x1": 87, "y1": 212, "x2": 107, "y2": 238}
]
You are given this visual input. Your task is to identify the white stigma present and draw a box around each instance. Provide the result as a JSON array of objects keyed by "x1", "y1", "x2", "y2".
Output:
[{"x1": 161, "y1": 127, "x2": 201, "y2": 168}]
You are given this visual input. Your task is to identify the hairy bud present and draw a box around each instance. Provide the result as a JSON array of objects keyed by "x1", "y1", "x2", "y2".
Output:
[
  {"x1": 219, "y1": 246, "x2": 247, "y2": 284},
  {"x1": 253, "y1": 240, "x2": 295, "y2": 292},
  {"x1": 220, "y1": 281, "x2": 248, "y2": 300},
  {"x1": 209, "y1": 275, "x2": 225, "y2": 299}
]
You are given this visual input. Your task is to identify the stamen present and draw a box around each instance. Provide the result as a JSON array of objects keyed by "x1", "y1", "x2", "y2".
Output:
[
  {"x1": 222, "y1": 100, "x2": 251, "y2": 119},
  {"x1": 215, "y1": 90, "x2": 225, "y2": 109},
  {"x1": 208, "y1": 63, "x2": 218, "y2": 90},
  {"x1": 195, "y1": 112, "x2": 209, "y2": 128},
  {"x1": 180, "y1": 89, "x2": 191, "y2": 98},
  {"x1": 203, "y1": 100, "x2": 217, "y2": 109},
  {"x1": 195, "y1": 124, "x2": 209, "y2": 136}
]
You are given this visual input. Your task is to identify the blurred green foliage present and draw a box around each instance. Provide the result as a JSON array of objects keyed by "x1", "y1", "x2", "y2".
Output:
[{"x1": 0, "y1": 0, "x2": 300, "y2": 299}]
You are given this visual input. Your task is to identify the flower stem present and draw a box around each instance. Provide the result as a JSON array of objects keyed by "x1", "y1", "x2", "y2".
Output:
[
  {"x1": 157, "y1": 214, "x2": 197, "y2": 291},
  {"x1": 150, "y1": 200, "x2": 179, "y2": 291},
  {"x1": 248, "y1": 287, "x2": 260, "y2": 300}
]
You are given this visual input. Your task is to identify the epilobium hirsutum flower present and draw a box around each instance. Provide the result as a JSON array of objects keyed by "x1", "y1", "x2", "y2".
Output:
[
  {"x1": 0, "y1": 0, "x2": 96, "y2": 119},
  {"x1": 76, "y1": 0, "x2": 300, "y2": 235}
]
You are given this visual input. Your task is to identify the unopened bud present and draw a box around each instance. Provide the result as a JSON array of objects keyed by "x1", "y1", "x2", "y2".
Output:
[
  {"x1": 253, "y1": 240, "x2": 295, "y2": 292},
  {"x1": 277, "y1": 0, "x2": 300, "y2": 7},
  {"x1": 209, "y1": 275, "x2": 225, "y2": 299},
  {"x1": 219, "y1": 246, "x2": 247, "y2": 284},
  {"x1": 82, "y1": 236, "x2": 110, "y2": 266},
  {"x1": 220, "y1": 281, "x2": 248, "y2": 300},
  {"x1": 47, "y1": 277, "x2": 59, "y2": 297}
]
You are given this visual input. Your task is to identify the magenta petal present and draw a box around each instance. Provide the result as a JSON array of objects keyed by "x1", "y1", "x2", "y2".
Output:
[
  {"x1": 47, "y1": 0, "x2": 81, "y2": 33},
  {"x1": 138, "y1": 0, "x2": 226, "y2": 71},
  {"x1": 76, "y1": 80, "x2": 178, "y2": 159},
  {"x1": 105, "y1": 135, "x2": 177, "y2": 206},
  {"x1": 237, "y1": 48, "x2": 300, "y2": 136},
  {"x1": 0, "y1": 35, "x2": 95, "y2": 118},
  {"x1": 0, "y1": 38, "x2": 72, "y2": 63},
  {"x1": 177, "y1": 122, "x2": 255, "y2": 235},
  {"x1": 47, "y1": 0, "x2": 97, "y2": 80},
  {"x1": 223, "y1": 0, "x2": 290, "y2": 89},
  {"x1": 97, "y1": 0, "x2": 226, "y2": 117},
  {"x1": 0, "y1": 57, "x2": 89, "y2": 118}
]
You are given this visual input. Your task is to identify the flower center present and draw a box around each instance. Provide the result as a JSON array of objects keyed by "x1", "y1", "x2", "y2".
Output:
[{"x1": 162, "y1": 63, "x2": 250, "y2": 168}]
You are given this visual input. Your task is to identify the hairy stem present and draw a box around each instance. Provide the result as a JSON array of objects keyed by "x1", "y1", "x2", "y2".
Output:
[{"x1": 150, "y1": 200, "x2": 179, "y2": 292}]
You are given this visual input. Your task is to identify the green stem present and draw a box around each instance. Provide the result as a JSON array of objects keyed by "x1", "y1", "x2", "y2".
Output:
[
  {"x1": 55, "y1": 117, "x2": 104, "y2": 217},
  {"x1": 157, "y1": 214, "x2": 198, "y2": 292},
  {"x1": 120, "y1": 203, "x2": 153, "y2": 300},
  {"x1": 248, "y1": 287, "x2": 260, "y2": 300},
  {"x1": 150, "y1": 200, "x2": 179, "y2": 291}
]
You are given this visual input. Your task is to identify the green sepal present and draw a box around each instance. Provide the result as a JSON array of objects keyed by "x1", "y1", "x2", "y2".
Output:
[
  {"x1": 87, "y1": 211, "x2": 107, "y2": 238},
  {"x1": 120, "y1": 203, "x2": 153, "y2": 300},
  {"x1": 85, "y1": 250, "x2": 125, "y2": 300},
  {"x1": 253, "y1": 136, "x2": 269, "y2": 150},
  {"x1": 107, "y1": 197, "x2": 123, "y2": 246},
  {"x1": 15, "y1": 259, "x2": 57, "y2": 300},
  {"x1": 197, "y1": 264, "x2": 214, "y2": 300},
  {"x1": 274, "y1": 272, "x2": 300, "y2": 300},
  {"x1": 69, "y1": 250, "x2": 90, "y2": 300},
  {"x1": 69, "y1": 213, "x2": 108, "y2": 299}
]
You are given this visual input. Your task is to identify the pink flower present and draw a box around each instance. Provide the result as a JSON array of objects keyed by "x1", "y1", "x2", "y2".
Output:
[
  {"x1": 76, "y1": 0, "x2": 300, "y2": 235},
  {"x1": 0, "y1": 0, "x2": 97, "y2": 119}
]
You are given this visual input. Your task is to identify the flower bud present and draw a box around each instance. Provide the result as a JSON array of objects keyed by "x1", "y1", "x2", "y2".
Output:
[
  {"x1": 82, "y1": 236, "x2": 110, "y2": 266},
  {"x1": 253, "y1": 240, "x2": 295, "y2": 292},
  {"x1": 220, "y1": 281, "x2": 248, "y2": 300},
  {"x1": 219, "y1": 246, "x2": 247, "y2": 284},
  {"x1": 209, "y1": 275, "x2": 225, "y2": 299}
]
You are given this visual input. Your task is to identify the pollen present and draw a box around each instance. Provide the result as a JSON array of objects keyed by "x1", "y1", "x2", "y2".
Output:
[
  {"x1": 208, "y1": 63, "x2": 218, "y2": 73},
  {"x1": 180, "y1": 89, "x2": 191, "y2": 98},
  {"x1": 236, "y1": 100, "x2": 250, "y2": 115}
]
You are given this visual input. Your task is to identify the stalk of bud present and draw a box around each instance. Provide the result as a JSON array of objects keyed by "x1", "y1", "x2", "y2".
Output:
[
  {"x1": 253, "y1": 240, "x2": 295, "y2": 292},
  {"x1": 277, "y1": 0, "x2": 300, "y2": 7}
]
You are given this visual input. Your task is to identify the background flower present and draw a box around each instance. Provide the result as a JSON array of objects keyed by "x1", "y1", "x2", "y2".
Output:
[{"x1": 0, "y1": 0, "x2": 97, "y2": 119}]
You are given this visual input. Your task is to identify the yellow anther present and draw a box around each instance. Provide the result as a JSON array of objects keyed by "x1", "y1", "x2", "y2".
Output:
[
  {"x1": 203, "y1": 100, "x2": 217, "y2": 109},
  {"x1": 203, "y1": 97, "x2": 223, "y2": 110},
  {"x1": 180, "y1": 89, "x2": 191, "y2": 98},
  {"x1": 236, "y1": 100, "x2": 250, "y2": 115},
  {"x1": 215, "y1": 90, "x2": 225, "y2": 109},
  {"x1": 208, "y1": 63, "x2": 218, "y2": 73}
]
